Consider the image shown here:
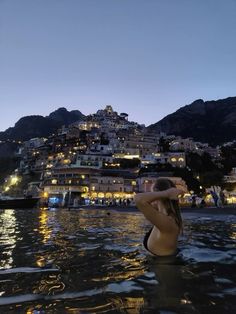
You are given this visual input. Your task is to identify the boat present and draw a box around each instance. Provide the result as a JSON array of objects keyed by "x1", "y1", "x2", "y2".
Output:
[{"x1": 0, "y1": 197, "x2": 40, "y2": 209}]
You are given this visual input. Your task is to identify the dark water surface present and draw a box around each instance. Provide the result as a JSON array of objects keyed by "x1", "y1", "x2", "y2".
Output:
[{"x1": 0, "y1": 208, "x2": 236, "y2": 313}]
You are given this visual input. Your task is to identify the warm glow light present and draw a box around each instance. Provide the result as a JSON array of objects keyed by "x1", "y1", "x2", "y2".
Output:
[
  {"x1": 39, "y1": 209, "x2": 51, "y2": 244},
  {"x1": 124, "y1": 154, "x2": 140, "y2": 159},
  {"x1": 226, "y1": 196, "x2": 236, "y2": 204},
  {"x1": 10, "y1": 176, "x2": 19, "y2": 185},
  {"x1": 0, "y1": 210, "x2": 16, "y2": 269}
]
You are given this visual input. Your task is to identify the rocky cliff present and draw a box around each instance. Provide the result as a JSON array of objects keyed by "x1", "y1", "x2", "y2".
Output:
[
  {"x1": 147, "y1": 97, "x2": 236, "y2": 145},
  {"x1": 0, "y1": 108, "x2": 85, "y2": 141}
]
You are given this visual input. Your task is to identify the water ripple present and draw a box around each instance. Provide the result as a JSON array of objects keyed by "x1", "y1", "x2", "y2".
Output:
[{"x1": 0, "y1": 208, "x2": 235, "y2": 313}]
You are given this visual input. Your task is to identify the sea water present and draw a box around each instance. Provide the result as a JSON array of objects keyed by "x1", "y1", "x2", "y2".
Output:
[{"x1": 0, "y1": 208, "x2": 235, "y2": 313}]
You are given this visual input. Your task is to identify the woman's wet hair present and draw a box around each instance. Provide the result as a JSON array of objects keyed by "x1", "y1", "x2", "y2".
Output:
[
  {"x1": 153, "y1": 177, "x2": 176, "y2": 191},
  {"x1": 153, "y1": 178, "x2": 183, "y2": 230}
]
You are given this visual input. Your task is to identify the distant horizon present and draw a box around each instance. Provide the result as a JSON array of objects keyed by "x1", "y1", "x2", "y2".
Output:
[
  {"x1": 1, "y1": 1, "x2": 236, "y2": 131},
  {"x1": 1, "y1": 94, "x2": 236, "y2": 132}
]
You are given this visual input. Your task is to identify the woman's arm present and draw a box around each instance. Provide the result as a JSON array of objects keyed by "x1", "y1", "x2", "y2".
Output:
[
  {"x1": 134, "y1": 188, "x2": 182, "y2": 232},
  {"x1": 134, "y1": 188, "x2": 182, "y2": 205}
]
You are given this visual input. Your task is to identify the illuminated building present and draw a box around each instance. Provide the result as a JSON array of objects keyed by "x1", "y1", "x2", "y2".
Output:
[
  {"x1": 140, "y1": 152, "x2": 186, "y2": 168},
  {"x1": 42, "y1": 167, "x2": 138, "y2": 206},
  {"x1": 167, "y1": 152, "x2": 186, "y2": 168},
  {"x1": 42, "y1": 167, "x2": 98, "y2": 206},
  {"x1": 72, "y1": 153, "x2": 113, "y2": 169},
  {"x1": 169, "y1": 137, "x2": 198, "y2": 152}
]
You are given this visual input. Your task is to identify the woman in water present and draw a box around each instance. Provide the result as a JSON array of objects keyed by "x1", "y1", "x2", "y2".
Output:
[{"x1": 134, "y1": 178, "x2": 184, "y2": 257}]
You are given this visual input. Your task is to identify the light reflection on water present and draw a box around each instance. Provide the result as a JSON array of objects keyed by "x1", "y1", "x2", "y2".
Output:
[
  {"x1": 0, "y1": 210, "x2": 17, "y2": 269},
  {"x1": 0, "y1": 208, "x2": 235, "y2": 313}
]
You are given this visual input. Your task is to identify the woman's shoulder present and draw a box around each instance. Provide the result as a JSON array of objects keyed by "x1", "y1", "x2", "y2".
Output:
[{"x1": 153, "y1": 213, "x2": 180, "y2": 233}]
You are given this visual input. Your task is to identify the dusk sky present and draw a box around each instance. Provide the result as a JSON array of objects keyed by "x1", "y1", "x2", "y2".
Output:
[{"x1": 0, "y1": 0, "x2": 236, "y2": 131}]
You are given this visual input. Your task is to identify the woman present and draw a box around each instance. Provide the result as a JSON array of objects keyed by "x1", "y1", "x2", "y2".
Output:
[{"x1": 134, "y1": 178, "x2": 184, "y2": 257}]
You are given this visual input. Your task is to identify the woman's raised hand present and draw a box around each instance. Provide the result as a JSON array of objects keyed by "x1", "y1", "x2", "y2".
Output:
[{"x1": 167, "y1": 187, "x2": 184, "y2": 200}]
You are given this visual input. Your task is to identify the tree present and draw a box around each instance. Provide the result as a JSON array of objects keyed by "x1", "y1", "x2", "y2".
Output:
[
  {"x1": 220, "y1": 145, "x2": 236, "y2": 174},
  {"x1": 186, "y1": 152, "x2": 218, "y2": 173},
  {"x1": 172, "y1": 168, "x2": 201, "y2": 194},
  {"x1": 79, "y1": 130, "x2": 89, "y2": 145},
  {"x1": 118, "y1": 158, "x2": 140, "y2": 169},
  {"x1": 159, "y1": 137, "x2": 170, "y2": 152},
  {"x1": 100, "y1": 132, "x2": 109, "y2": 145},
  {"x1": 200, "y1": 170, "x2": 224, "y2": 188},
  {"x1": 0, "y1": 157, "x2": 20, "y2": 184}
]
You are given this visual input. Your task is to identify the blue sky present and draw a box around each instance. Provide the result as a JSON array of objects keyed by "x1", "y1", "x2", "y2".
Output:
[{"x1": 0, "y1": 0, "x2": 236, "y2": 131}]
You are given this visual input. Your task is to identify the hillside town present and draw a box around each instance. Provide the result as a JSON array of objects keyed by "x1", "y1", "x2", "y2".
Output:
[{"x1": 1, "y1": 105, "x2": 236, "y2": 208}]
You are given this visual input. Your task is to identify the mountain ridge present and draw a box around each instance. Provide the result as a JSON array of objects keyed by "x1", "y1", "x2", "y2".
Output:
[
  {"x1": 0, "y1": 108, "x2": 85, "y2": 141},
  {"x1": 147, "y1": 96, "x2": 236, "y2": 145},
  {"x1": 1, "y1": 97, "x2": 236, "y2": 145}
]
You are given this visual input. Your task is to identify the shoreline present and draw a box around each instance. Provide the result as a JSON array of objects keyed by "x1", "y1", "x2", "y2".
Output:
[{"x1": 66, "y1": 204, "x2": 236, "y2": 215}]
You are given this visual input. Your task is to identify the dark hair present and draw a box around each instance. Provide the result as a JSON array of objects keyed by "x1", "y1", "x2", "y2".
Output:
[{"x1": 153, "y1": 178, "x2": 182, "y2": 230}]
